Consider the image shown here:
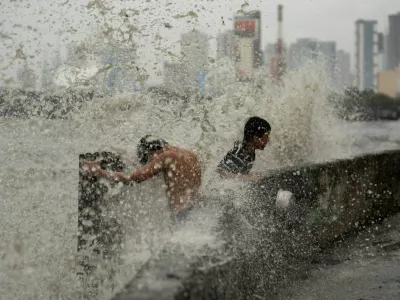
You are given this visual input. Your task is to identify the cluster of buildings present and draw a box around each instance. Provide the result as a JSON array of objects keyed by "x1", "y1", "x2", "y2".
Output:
[
  {"x1": 164, "y1": 11, "x2": 263, "y2": 96},
  {"x1": 14, "y1": 38, "x2": 144, "y2": 92},
  {"x1": 215, "y1": 7, "x2": 351, "y2": 91},
  {"x1": 53, "y1": 43, "x2": 142, "y2": 93},
  {"x1": 164, "y1": 8, "x2": 400, "y2": 99},
  {"x1": 266, "y1": 39, "x2": 351, "y2": 90},
  {"x1": 164, "y1": 30, "x2": 209, "y2": 96},
  {"x1": 356, "y1": 13, "x2": 400, "y2": 98},
  {"x1": 9, "y1": 6, "x2": 399, "y2": 101},
  {"x1": 164, "y1": 7, "x2": 352, "y2": 95}
]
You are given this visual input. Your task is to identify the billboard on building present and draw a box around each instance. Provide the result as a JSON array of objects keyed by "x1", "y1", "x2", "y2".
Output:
[
  {"x1": 234, "y1": 11, "x2": 261, "y2": 38},
  {"x1": 234, "y1": 19, "x2": 257, "y2": 38},
  {"x1": 235, "y1": 39, "x2": 254, "y2": 80},
  {"x1": 233, "y1": 11, "x2": 262, "y2": 80}
]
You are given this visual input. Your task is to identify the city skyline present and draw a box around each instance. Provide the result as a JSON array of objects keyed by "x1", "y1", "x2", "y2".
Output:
[{"x1": 1, "y1": 0, "x2": 400, "y2": 84}]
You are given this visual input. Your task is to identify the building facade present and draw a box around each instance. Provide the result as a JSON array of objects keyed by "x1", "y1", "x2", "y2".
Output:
[
  {"x1": 216, "y1": 30, "x2": 236, "y2": 60},
  {"x1": 355, "y1": 19, "x2": 378, "y2": 91},
  {"x1": 377, "y1": 67, "x2": 400, "y2": 98},
  {"x1": 286, "y1": 38, "x2": 318, "y2": 70},
  {"x1": 316, "y1": 40, "x2": 337, "y2": 83},
  {"x1": 387, "y1": 12, "x2": 400, "y2": 71},
  {"x1": 376, "y1": 32, "x2": 385, "y2": 73},
  {"x1": 263, "y1": 43, "x2": 276, "y2": 66},
  {"x1": 163, "y1": 62, "x2": 184, "y2": 94},
  {"x1": 180, "y1": 29, "x2": 209, "y2": 93},
  {"x1": 336, "y1": 50, "x2": 351, "y2": 90},
  {"x1": 163, "y1": 29, "x2": 210, "y2": 96},
  {"x1": 233, "y1": 10, "x2": 262, "y2": 80}
]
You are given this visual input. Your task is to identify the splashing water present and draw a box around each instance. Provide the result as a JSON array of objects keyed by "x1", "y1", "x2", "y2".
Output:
[
  {"x1": 0, "y1": 0, "x2": 373, "y2": 298},
  {"x1": 76, "y1": 56, "x2": 349, "y2": 168},
  {"x1": 0, "y1": 55, "x2": 358, "y2": 300}
]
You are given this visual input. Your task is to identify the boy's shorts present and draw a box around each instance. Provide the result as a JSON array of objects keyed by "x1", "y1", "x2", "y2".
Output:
[{"x1": 171, "y1": 205, "x2": 194, "y2": 227}]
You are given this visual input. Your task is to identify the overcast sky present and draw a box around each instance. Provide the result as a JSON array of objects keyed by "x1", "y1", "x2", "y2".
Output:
[{"x1": 1, "y1": 0, "x2": 399, "y2": 84}]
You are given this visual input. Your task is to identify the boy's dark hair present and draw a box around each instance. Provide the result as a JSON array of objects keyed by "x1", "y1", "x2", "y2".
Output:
[
  {"x1": 136, "y1": 135, "x2": 168, "y2": 165},
  {"x1": 243, "y1": 117, "x2": 271, "y2": 142}
]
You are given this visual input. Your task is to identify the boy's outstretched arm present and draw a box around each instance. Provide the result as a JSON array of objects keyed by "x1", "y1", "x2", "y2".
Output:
[{"x1": 83, "y1": 154, "x2": 166, "y2": 184}]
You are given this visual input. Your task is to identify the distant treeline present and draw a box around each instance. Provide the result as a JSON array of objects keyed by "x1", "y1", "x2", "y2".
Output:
[
  {"x1": 0, "y1": 88, "x2": 95, "y2": 119},
  {"x1": 329, "y1": 87, "x2": 400, "y2": 121}
]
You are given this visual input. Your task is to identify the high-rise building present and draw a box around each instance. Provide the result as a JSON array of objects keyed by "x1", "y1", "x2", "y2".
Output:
[
  {"x1": 316, "y1": 40, "x2": 337, "y2": 83},
  {"x1": 287, "y1": 39, "x2": 336, "y2": 81},
  {"x1": 336, "y1": 50, "x2": 351, "y2": 89},
  {"x1": 377, "y1": 67, "x2": 400, "y2": 98},
  {"x1": 180, "y1": 29, "x2": 209, "y2": 92},
  {"x1": 270, "y1": 4, "x2": 286, "y2": 84},
  {"x1": 384, "y1": 33, "x2": 389, "y2": 71},
  {"x1": 263, "y1": 44, "x2": 275, "y2": 62},
  {"x1": 181, "y1": 31, "x2": 208, "y2": 59},
  {"x1": 287, "y1": 38, "x2": 337, "y2": 84},
  {"x1": 164, "y1": 62, "x2": 185, "y2": 95},
  {"x1": 216, "y1": 30, "x2": 236, "y2": 60},
  {"x1": 355, "y1": 19, "x2": 379, "y2": 91},
  {"x1": 263, "y1": 43, "x2": 276, "y2": 70},
  {"x1": 387, "y1": 12, "x2": 400, "y2": 71},
  {"x1": 376, "y1": 32, "x2": 385, "y2": 73},
  {"x1": 233, "y1": 10, "x2": 262, "y2": 80},
  {"x1": 163, "y1": 29, "x2": 209, "y2": 95},
  {"x1": 287, "y1": 38, "x2": 318, "y2": 70}
]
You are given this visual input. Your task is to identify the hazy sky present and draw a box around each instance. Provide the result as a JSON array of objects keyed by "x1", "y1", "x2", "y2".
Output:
[{"x1": 1, "y1": 0, "x2": 399, "y2": 84}]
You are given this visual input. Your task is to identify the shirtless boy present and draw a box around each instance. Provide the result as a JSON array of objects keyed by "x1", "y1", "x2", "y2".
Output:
[{"x1": 83, "y1": 135, "x2": 202, "y2": 224}]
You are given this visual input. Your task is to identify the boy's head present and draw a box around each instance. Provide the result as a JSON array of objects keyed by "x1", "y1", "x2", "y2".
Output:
[
  {"x1": 243, "y1": 116, "x2": 271, "y2": 150},
  {"x1": 136, "y1": 135, "x2": 168, "y2": 165}
]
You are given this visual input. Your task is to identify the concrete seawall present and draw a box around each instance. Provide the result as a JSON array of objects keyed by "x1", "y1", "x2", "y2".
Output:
[
  {"x1": 255, "y1": 149, "x2": 400, "y2": 245},
  {"x1": 77, "y1": 150, "x2": 400, "y2": 299},
  {"x1": 77, "y1": 152, "x2": 126, "y2": 277}
]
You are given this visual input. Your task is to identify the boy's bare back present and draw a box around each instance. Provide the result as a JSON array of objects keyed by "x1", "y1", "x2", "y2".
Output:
[
  {"x1": 160, "y1": 146, "x2": 202, "y2": 212},
  {"x1": 83, "y1": 143, "x2": 202, "y2": 215}
]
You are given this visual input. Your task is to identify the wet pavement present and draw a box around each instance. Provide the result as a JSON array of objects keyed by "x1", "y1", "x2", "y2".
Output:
[{"x1": 274, "y1": 213, "x2": 400, "y2": 300}]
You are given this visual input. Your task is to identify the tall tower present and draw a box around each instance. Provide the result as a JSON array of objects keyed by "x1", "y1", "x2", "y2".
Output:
[
  {"x1": 355, "y1": 19, "x2": 378, "y2": 91},
  {"x1": 387, "y1": 12, "x2": 400, "y2": 70},
  {"x1": 271, "y1": 5, "x2": 286, "y2": 84},
  {"x1": 233, "y1": 10, "x2": 262, "y2": 81}
]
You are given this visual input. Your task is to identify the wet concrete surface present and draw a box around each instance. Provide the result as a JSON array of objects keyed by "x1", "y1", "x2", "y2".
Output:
[{"x1": 273, "y1": 213, "x2": 400, "y2": 300}]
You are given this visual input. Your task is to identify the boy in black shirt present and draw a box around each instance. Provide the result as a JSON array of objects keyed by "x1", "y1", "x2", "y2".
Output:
[{"x1": 217, "y1": 116, "x2": 271, "y2": 181}]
